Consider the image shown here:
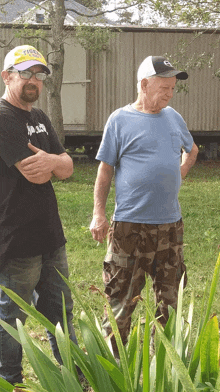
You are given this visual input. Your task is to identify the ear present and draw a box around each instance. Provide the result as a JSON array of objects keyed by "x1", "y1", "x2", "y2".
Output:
[
  {"x1": 141, "y1": 78, "x2": 148, "y2": 92},
  {"x1": 1, "y1": 70, "x2": 10, "y2": 85}
]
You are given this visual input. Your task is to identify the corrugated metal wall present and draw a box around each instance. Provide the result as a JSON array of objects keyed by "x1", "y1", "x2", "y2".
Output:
[
  {"x1": 87, "y1": 32, "x2": 135, "y2": 133},
  {"x1": 0, "y1": 26, "x2": 220, "y2": 135},
  {"x1": 87, "y1": 28, "x2": 220, "y2": 133}
]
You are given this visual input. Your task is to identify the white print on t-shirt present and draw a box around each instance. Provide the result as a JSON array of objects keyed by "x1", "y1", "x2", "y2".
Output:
[{"x1": 27, "y1": 123, "x2": 49, "y2": 137}]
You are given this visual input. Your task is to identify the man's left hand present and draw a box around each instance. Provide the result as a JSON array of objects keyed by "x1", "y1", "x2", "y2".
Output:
[{"x1": 20, "y1": 143, "x2": 55, "y2": 176}]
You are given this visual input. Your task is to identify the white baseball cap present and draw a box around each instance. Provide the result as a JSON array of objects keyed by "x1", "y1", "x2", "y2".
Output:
[{"x1": 138, "y1": 56, "x2": 188, "y2": 81}]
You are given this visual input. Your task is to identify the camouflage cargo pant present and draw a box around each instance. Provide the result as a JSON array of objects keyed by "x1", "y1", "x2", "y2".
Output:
[{"x1": 102, "y1": 219, "x2": 186, "y2": 356}]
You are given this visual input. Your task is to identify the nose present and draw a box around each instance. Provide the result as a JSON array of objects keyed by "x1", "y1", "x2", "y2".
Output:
[{"x1": 27, "y1": 74, "x2": 38, "y2": 82}]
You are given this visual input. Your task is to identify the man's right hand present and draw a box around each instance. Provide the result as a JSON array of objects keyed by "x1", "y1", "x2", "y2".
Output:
[{"x1": 90, "y1": 215, "x2": 109, "y2": 243}]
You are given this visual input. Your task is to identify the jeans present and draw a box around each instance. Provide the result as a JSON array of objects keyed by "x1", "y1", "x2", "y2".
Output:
[{"x1": 0, "y1": 246, "x2": 78, "y2": 384}]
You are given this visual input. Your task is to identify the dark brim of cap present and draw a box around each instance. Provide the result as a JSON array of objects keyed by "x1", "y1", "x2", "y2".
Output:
[{"x1": 157, "y1": 70, "x2": 188, "y2": 80}]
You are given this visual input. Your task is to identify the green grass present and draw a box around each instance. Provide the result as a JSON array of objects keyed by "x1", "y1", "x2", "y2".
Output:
[{"x1": 23, "y1": 159, "x2": 220, "y2": 381}]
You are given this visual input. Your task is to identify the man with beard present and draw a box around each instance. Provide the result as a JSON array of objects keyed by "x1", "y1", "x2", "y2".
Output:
[{"x1": 0, "y1": 45, "x2": 83, "y2": 385}]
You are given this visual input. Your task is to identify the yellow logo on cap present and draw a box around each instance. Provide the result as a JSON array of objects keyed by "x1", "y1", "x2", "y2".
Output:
[{"x1": 14, "y1": 46, "x2": 47, "y2": 66}]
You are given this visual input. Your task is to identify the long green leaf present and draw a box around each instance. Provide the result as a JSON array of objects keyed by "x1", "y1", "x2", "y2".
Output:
[
  {"x1": 214, "y1": 368, "x2": 220, "y2": 390},
  {"x1": 0, "y1": 319, "x2": 20, "y2": 344},
  {"x1": 150, "y1": 355, "x2": 156, "y2": 392},
  {"x1": 57, "y1": 273, "x2": 118, "y2": 366},
  {"x1": 200, "y1": 315, "x2": 219, "y2": 385},
  {"x1": 55, "y1": 322, "x2": 76, "y2": 377},
  {"x1": 16, "y1": 319, "x2": 65, "y2": 392},
  {"x1": 61, "y1": 366, "x2": 84, "y2": 392},
  {"x1": 97, "y1": 356, "x2": 125, "y2": 390},
  {"x1": 61, "y1": 293, "x2": 74, "y2": 372},
  {"x1": 203, "y1": 253, "x2": 220, "y2": 326},
  {"x1": 0, "y1": 377, "x2": 14, "y2": 392},
  {"x1": 126, "y1": 317, "x2": 142, "y2": 391},
  {"x1": 55, "y1": 293, "x2": 78, "y2": 379},
  {"x1": 0, "y1": 318, "x2": 53, "y2": 366},
  {"x1": 155, "y1": 309, "x2": 176, "y2": 392},
  {"x1": 0, "y1": 286, "x2": 56, "y2": 336},
  {"x1": 68, "y1": 337, "x2": 97, "y2": 388},
  {"x1": 24, "y1": 379, "x2": 49, "y2": 392},
  {"x1": 143, "y1": 277, "x2": 150, "y2": 392},
  {"x1": 183, "y1": 291, "x2": 194, "y2": 363},
  {"x1": 174, "y1": 275, "x2": 184, "y2": 392},
  {"x1": 60, "y1": 271, "x2": 133, "y2": 391},
  {"x1": 127, "y1": 324, "x2": 138, "y2": 372},
  {"x1": 189, "y1": 252, "x2": 220, "y2": 381},
  {"x1": 175, "y1": 274, "x2": 184, "y2": 356},
  {"x1": 104, "y1": 299, "x2": 134, "y2": 392},
  {"x1": 79, "y1": 319, "x2": 114, "y2": 392},
  {"x1": 145, "y1": 303, "x2": 197, "y2": 392},
  {"x1": 132, "y1": 319, "x2": 143, "y2": 392}
]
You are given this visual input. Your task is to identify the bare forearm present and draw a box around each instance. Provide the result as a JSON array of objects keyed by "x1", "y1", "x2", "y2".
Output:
[
  {"x1": 181, "y1": 143, "x2": 199, "y2": 179},
  {"x1": 16, "y1": 148, "x2": 73, "y2": 183},
  {"x1": 52, "y1": 153, "x2": 73, "y2": 179},
  {"x1": 94, "y1": 177, "x2": 111, "y2": 216},
  {"x1": 90, "y1": 161, "x2": 114, "y2": 243},
  {"x1": 15, "y1": 161, "x2": 52, "y2": 184},
  {"x1": 93, "y1": 163, "x2": 113, "y2": 217}
]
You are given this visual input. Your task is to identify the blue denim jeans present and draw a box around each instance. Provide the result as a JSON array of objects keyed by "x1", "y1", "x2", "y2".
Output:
[{"x1": 0, "y1": 246, "x2": 78, "y2": 384}]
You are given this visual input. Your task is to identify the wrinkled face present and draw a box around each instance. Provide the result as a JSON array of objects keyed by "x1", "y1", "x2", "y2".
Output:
[
  {"x1": 143, "y1": 76, "x2": 176, "y2": 113},
  {"x1": 5, "y1": 65, "x2": 44, "y2": 104}
]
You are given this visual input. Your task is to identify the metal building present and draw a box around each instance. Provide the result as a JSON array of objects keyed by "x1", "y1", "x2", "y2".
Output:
[{"x1": 1, "y1": 25, "x2": 220, "y2": 158}]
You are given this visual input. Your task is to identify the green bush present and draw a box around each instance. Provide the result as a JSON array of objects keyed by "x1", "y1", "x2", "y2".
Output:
[{"x1": 0, "y1": 252, "x2": 219, "y2": 392}]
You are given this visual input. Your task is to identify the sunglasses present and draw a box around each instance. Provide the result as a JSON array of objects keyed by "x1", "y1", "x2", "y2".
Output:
[{"x1": 8, "y1": 68, "x2": 48, "y2": 81}]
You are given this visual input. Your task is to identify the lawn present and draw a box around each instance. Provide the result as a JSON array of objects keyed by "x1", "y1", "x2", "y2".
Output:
[{"x1": 23, "y1": 159, "x2": 220, "y2": 382}]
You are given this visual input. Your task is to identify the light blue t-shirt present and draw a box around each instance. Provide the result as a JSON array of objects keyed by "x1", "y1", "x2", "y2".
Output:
[{"x1": 96, "y1": 104, "x2": 194, "y2": 224}]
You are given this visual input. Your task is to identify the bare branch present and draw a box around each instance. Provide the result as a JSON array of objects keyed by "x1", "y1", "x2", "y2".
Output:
[
  {"x1": 0, "y1": 0, "x2": 13, "y2": 6},
  {"x1": 16, "y1": 34, "x2": 52, "y2": 46},
  {"x1": 0, "y1": 37, "x2": 14, "y2": 48},
  {"x1": 15, "y1": 0, "x2": 50, "y2": 13},
  {"x1": 66, "y1": 1, "x2": 141, "y2": 18}
]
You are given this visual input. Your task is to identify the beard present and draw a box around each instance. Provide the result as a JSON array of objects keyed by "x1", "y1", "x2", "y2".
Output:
[{"x1": 20, "y1": 84, "x2": 39, "y2": 103}]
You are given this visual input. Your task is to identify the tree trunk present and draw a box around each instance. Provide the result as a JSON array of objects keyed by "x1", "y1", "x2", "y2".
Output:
[{"x1": 45, "y1": 0, "x2": 66, "y2": 144}]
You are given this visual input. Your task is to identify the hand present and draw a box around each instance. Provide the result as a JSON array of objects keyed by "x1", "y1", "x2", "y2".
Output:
[
  {"x1": 90, "y1": 216, "x2": 109, "y2": 243},
  {"x1": 20, "y1": 143, "x2": 55, "y2": 177}
]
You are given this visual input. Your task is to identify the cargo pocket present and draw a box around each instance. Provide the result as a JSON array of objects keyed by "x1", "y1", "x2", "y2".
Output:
[{"x1": 104, "y1": 251, "x2": 135, "y2": 269}]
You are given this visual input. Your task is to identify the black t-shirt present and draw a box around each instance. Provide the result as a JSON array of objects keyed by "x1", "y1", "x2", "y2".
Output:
[{"x1": 0, "y1": 98, "x2": 67, "y2": 266}]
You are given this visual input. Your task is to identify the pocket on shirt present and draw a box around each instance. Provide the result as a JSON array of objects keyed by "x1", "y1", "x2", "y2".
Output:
[{"x1": 170, "y1": 133, "x2": 182, "y2": 154}]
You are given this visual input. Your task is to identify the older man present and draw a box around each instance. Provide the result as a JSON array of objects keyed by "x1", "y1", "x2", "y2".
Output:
[
  {"x1": 0, "y1": 45, "x2": 82, "y2": 384},
  {"x1": 90, "y1": 56, "x2": 198, "y2": 357}
]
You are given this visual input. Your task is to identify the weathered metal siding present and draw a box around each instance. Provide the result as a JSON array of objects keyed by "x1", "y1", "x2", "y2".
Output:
[
  {"x1": 87, "y1": 29, "x2": 220, "y2": 133},
  {"x1": 1, "y1": 26, "x2": 220, "y2": 135},
  {"x1": 87, "y1": 32, "x2": 135, "y2": 133}
]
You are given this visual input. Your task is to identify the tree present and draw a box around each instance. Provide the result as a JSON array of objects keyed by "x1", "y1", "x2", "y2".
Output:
[
  {"x1": 1, "y1": 0, "x2": 219, "y2": 143},
  {"x1": 76, "y1": 0, "x2": 108, "y2": 10},
  {"x1": 151, "y1": 0, "x2": 220, "y2": 27},
  {"x1": 110, "y1": 0, "x2": 220, "y2": 27},
  {"x1": 0, "y1": 0, "x2": 147, "y2": 143}
]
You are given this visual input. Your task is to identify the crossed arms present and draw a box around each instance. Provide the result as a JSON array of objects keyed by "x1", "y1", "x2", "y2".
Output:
[{"x1": 15, "y1": 143, "x2": 73, "y2": 184}]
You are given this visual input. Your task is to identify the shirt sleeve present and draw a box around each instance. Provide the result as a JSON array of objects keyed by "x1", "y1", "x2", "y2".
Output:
[
  {"x1": 178, "y1": 117, "x2": 194, "y2": 153},
  {"x1": 0, "y1": 115, "x2": 33, "y2": 167},
  {"x1": 168, "y1": 107, "x2": 194, "y2": 153},
  {"x1": 96, "y1": 113, "x2": 119, "y2": 166}
]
